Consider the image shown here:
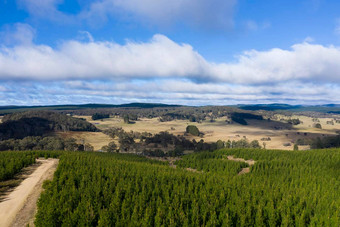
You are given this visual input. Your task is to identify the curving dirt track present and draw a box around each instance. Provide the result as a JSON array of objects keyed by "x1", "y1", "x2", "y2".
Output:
[{"x1": 0, "y1": 158, "x2": 59, "y2": 227}]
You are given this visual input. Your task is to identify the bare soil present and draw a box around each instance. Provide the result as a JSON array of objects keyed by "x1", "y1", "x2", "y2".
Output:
[
  {"x1": 0, "y1": 162, "x2": 43, "y2": 201},
  {"x1": 0, "y1": 158, "x2": 59, "y2": 227},
  {"x1": 226, "y1": 155, "x2": 256, "y2": 175}
]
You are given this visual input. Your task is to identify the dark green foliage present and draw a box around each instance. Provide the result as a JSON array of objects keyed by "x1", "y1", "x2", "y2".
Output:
[
  {"x1": 91, "y1": 113, "x2": 110, "y2": 121},
  {"x1": 314, "y1": 123, "x2": 322, "y2": 129},
  {"x1": 216, "y1": 140, "x2": 224, "y2": 149},
  {"x1": 176, "y1": 151, "x2": 248, "y2": 176},
  {"x1": 186, "y1": 125, "x2": 200, "y2": 136},
  {"x1": 33, "y1": 149, "x2": 339, "y2": 226},
  {"x1": 189, "y1": 115, "x2": 197, "y2": 122},
  {"x1": 145, "y1": 131, "x2": 195, "y2": 150},
  {"x1": 250, "y1": 140, "x2": 261, "y2": 148},
  {"x1": 194, "y1": 139, "x2": 217, "y2": 152},
  {"x1": 0, "y1": 111, "x2": 98, "y2": 140},
  {"x1": 0, "y1": 118, "x2": 51, "y2": 140},
  {"x1": 119, "y1": 133, "x2": 135, "y2": 152},
  {"x1": 0, "y1": 151, "x2": 36, "y2": 181},
  {"x1": 123, "y1": 115, "x2": 130, "y2": 124},
  {"x1": 142, "y1": 149, "x2": 165, "y2": 157},
  {"x1": 167, "y1": 147, "x2": 184, "y2": 157},
  {"x1": 0, "y1": 136, "x2": 83, "y2": 151},
  {"x1": 310, "y1": 135, "x2": 340, "y2": 149},
  {"x1": 230, "y1": 139, "x2": 262, "y2": 149},
  {"x1": 101, "y1": 142, "x2": 117, "y2": 153},
  {"x1": 287, "y1": 118, "x2": 301, "y2": 125},
  {"x1": 296, "y1": 138, "x2": 311, "y2": 146}
]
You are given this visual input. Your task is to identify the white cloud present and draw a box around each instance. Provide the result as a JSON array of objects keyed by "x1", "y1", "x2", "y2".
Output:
[
  {"x1": 89, "y1": 0, "x2": 236, "y2": 29},
  {"x1": 17, "y1": 0, "x2": 75, "y2": 23},
  {"x1": 0, "y1": 23, "x2": 35, "y2": 46},
  {"x1": 0, "y1": 34, "x2": 208, "y2": 80},
  {"x1": 18, "y1": 0, "x2": 237, "y2": 29},
  {"x1": 78, "y1": 31, "x2": 94, "y2": 43},
  {"x1": 3, "y1": 80, "x2": 340, "y2": 105},
  {"x1": 213, "y1": 42, "x2": 340, "y2": 84},
  {"x1": 1, "y1": 29, "x2": 340, "y2": 86}
]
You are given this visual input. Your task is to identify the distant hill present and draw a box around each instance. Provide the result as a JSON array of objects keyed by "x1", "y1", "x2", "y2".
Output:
[
  {"x1": 1, "y1": 102, "x2": 340, "y2": 116},
  {"x1": 0, "y1": 111, "x2": 98, "y2": 140},
  {"x1": 238, "y1": 104, "x2": 301, "y2": 111},
  {"x1": 0, "y1": 103, "x2": 182, "y2": 115},
  {"x1": 238, "y1": 104, "x2": 340, "y2": 113}
]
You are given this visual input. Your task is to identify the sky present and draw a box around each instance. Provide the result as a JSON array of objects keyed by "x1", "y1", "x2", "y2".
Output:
[{"x1": 1, "y1": 0, "x2": 340, "y2": 106}]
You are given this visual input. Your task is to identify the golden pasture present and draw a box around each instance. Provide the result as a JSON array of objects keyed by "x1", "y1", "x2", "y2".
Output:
[{"x1": 72, "y1": 114, "x2": 340, "y2": 150}]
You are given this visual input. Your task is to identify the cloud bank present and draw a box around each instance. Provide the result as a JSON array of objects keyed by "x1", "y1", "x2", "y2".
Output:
[
  {"x1": 1, "y1": 30, "x2": 340, "y2": 86},
  {"x1": 2, "y1": 79, "x2": 340, "y2": 106}
]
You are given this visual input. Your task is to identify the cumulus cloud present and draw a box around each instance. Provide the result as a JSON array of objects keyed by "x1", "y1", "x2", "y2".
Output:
[
  {"x1": 0, "y1": 34, "x2": 208, "y2": 80},
  {"x1": 1, "y1": 31, "x2": 340, "y2": 86},
  {"x1": 213, "y1": 42, "x2": 340, "y2": 84}
]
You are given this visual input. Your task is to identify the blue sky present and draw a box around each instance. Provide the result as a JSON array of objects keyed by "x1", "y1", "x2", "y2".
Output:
[{"x1": 1, "y1": 0, "x2": 340, "y2": 105}]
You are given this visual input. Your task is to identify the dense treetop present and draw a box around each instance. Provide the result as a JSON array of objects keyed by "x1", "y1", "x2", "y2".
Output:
[{"x1": 0, "y1": 111, "x2": 98, "y2": 140}]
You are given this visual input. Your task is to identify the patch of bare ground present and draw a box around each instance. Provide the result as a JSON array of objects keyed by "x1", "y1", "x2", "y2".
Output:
[
  {"x1": 238, "y1": 168, "x2": 250, "y2": 175},
  {"x1": 52, "y1": 131, "x2": 113, "y2": 151},
  {"x1": 226, "y1": 155, "x2": 256, "y2": 175},
  {"x1": 185, "y1": 167, "x2": 203, "y2": 173},
  {"x1": 0, "y1": 162, "x2": 43, "y2": 202},
  {"x1": 145, "y1": 156, "x2": 203, "y2": 173},
  {"x1": 146, "y1": 156, "x2": 180, "y2": 168},
  {"x1": 0, "y1": 158, "x2": 59, "y2": 227}
]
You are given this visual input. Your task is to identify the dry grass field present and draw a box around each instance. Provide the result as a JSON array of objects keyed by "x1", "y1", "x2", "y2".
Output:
[
  {"x1": 53, "y1": 131, "x2": 115, "y2": 151},
  {"x1": 2, "y1": 113, "x2": 339, "y2": 150},
  {"x1": 72, "y1": 114, "x2": 340, "y2": 150}
]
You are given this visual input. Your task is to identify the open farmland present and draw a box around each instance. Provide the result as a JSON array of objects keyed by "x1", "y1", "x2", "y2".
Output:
[
  {"x1": 74, "y1": 114, "x2": 340, "y2": 150},
  {"x1": 53, "y1": 131, "x2": 114, "y2": 151}
]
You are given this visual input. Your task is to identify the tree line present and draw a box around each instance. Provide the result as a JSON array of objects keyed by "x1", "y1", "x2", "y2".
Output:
[
  {"x1": 0, "y1": 111, "x2": 98, "y2": 140},
  {"x1": 0, "y1": 136, "x2": 93, "y2": 152}
]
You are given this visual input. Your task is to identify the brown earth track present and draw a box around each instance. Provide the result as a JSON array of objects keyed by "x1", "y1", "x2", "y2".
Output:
[{"x1": 0, "y1": 158, "x2": 59, "y2": 227}]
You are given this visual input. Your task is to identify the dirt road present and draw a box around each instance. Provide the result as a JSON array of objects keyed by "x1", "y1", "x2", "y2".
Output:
[{"x1": 0, "y1": 158, "x2": 59, "y2": 227}]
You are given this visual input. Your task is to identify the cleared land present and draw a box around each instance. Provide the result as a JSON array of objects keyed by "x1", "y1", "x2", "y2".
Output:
[
  {"x1": 73, "y1": 115, "x2": 340, "y2": 150},
  {"x1": 226, "y1": 155, "x2": 256, "y2": 175},
  {"x1": 0, "y1": 158, "x2": 59, "y2": 227},
  {"x1": 53, "y1": 131, "x2": 113, "y2": 151}
]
